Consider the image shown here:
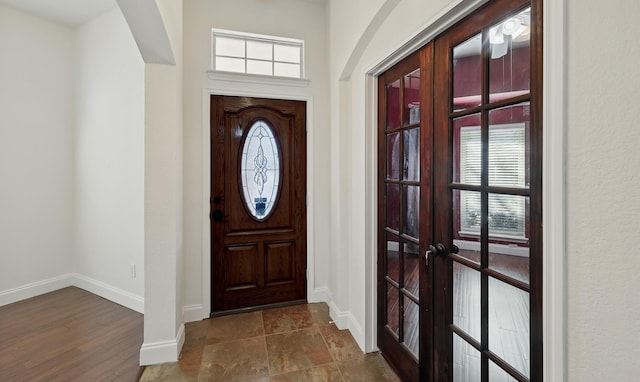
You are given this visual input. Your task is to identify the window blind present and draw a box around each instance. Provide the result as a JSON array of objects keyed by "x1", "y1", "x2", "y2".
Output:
[{"x1": 459, "y1": 124, "x2": 526, "y2": 238}]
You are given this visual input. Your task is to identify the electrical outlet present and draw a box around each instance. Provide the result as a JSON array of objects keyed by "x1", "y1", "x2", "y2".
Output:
[{"x1": 130, "y1": 264, "x2": 136, "y2": 278}]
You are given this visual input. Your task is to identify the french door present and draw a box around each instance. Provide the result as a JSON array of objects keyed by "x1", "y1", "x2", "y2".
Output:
[{"x1": 377, "y1": 0, "x2": 541, "y2": 380}]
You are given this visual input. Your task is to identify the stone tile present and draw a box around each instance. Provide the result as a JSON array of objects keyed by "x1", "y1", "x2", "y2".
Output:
[
  {"x1": 337, "y1": 353, "x2": 401, "y2": 382},
  {"x1": 270, "y1": 363, "x2": 344, "y2": 382},
  {"x1": 139, "y1": 362, "x2": 197, "y2": 382},
  {"x1": 319, "y1": 323, "x2": 364, "y2": 362},
  {"x1": 265, "y1": 327, "x2": 334, "y2": 374},
  {"x1": 184, "y1": 320, "x2": 209, "y2": 348},
  {"x1": 199, "y1": 336, "x2": 270, "y2": 382},
  {"x1": 307, "y1": 302, "x2": 332, "y2": 325},
  {"x1": 262, "y1": 304, "x2": 315, "y2": 334},
  {"x1": 206, "y1": 311, "x2": 264, "y2": 345}
]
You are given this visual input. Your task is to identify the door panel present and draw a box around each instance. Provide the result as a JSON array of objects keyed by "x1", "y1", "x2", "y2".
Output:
[
  {"x1": 211, "y1": 96, "x2": 307, "y2": 313},
  {"x1": 433, "y1": 0, "x2": 541, "y2": 381},
  {"x1": 378, "y1": 49, "x2": 428, "y2": 382},
  {"x1": 378, "y1": 0, "x2": 541, "y2": 380}
]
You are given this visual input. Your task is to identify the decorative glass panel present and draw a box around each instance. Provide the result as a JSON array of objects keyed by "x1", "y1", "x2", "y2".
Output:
[{"x1": 240, "y1": 120, "x2": 281, "y2": 220}]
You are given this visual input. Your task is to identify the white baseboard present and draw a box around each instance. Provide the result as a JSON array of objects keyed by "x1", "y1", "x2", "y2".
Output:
[
  {"x1": 182, "y1": 304, "x2": 207, "y2": 322},
  {"x1": 71, "y1": 273, "x2": 144, "y2": 314},
  {"x1": 0, "y1": 273, "x2": 144, "y2": 314},
  {"x1": 139, "y1": 323, "x2": 185, "y2": 366},
  {"x1": 310, "y1": 286, "x2": 331, "y2": 303},
  {"x1": 0, "y1": 274, "x2": 74, "y2": 307}
]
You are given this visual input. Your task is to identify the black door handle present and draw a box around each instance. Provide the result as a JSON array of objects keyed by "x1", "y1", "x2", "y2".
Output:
[
  {"x1": 429, "y1": 242, "x2": 460, "y2": 256},
  {"x1": 211, "y1": 210, "x2": 224, "y2": 222}
]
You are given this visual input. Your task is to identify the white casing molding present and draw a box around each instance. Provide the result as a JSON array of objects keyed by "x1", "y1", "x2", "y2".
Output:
[{"x1": 192, "y1": 71, "x2": 318, "y2": 322}]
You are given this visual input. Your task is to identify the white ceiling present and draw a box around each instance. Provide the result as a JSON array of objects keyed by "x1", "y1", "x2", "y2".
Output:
[{"x1": 0, "y1": 0, "x2": 117, "y2": 27}]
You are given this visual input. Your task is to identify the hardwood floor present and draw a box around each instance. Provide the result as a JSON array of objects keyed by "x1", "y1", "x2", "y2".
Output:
[{"x1": 0, "y1": 287, "x2": 143, "y2": 381}]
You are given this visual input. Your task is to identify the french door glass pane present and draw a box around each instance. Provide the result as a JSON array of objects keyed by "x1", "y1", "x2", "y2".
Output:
[
  {"x1": 453, "y1": 262, "x2": 481, "y2": 342},
  {"x1": 489, "y1": 7, "x2": 531, "y2": 103},
  {"x1": 387, "y1": 132, "x2": 401, "y2": 179},
  {"x1": 404, "y1": 241, "x2": 420, "y2": 298},
  {"x1": 404, "y1": 69, "x2": 421, "y2": 125},
  {"x1": 387, "y1": 80, "x2": 401, "y2": 130},
  {"x1": 403, "y1": 185, "x2": 420, "y2": 239},
  {"x1": 453, "y1": 114, "x2": 481, "y2": 185},
  {"x1": 386, "y1": 282, "x2": 400, "y2": 336},
  {"x1": 403, "y1": 128, "x2": 420, "y2": 181},
  {"x1": 489, "y1": 103, "x2": 530, "y2": 188},
  {"x1": 386, "y1": 183, "x2": 400, "y2": 231},
  {"x1": 489, "y1": 247, "x2": 530, "y2": 286},
  {"x1": 489, "y1": 277, "x2": 530, "y2": 379},
  {"x1": 453, "y1": 33, "x2": 482, "y2": 112},
  {"x1": 452, "y1": 189, "x2": 481, "y2": 265},
  {"x1": 489, "y1": 361, "x2": 519, "y2": 382},
  {"x1": 404, "y1": 296, "x2": 419, "y2": 358},
  {"x1": 454, "y1": 334, "x2": 481, "y2": 382},
  {"x1": 488, "y1": 194, "x2": 527, "y2": 240},
  {"x1": 385, "y1": 232, "x2": 400, "y2": 283}
]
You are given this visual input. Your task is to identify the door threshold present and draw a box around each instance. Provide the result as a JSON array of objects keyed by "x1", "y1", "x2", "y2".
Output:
[{"x1": 210, "y1": 299, "x2": 307, "y2": 318}]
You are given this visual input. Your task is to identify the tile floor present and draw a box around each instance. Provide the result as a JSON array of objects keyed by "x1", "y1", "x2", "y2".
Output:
[{"x1": 139, "y1": 303, "x2": 400, "y2": 382}]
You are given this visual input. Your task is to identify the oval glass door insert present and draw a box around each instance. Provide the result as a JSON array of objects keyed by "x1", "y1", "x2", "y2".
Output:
[{"x1": 240, "y1": 120, "x2": 281, "y2": 220}]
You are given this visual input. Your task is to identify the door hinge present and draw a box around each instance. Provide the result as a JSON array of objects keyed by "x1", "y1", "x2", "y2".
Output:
[{"x1": 306, "y1": 269, "x2": 309, "y2": 280}]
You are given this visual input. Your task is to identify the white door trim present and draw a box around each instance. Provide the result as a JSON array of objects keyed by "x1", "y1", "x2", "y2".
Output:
[{"x1": 198, "y1": 72, "x2": 315, "y2": 320}]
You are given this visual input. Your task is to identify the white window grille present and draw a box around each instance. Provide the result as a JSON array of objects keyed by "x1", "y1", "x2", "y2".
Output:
[
  {"x1": 459, "y1": 123, "x2": 527, "y2": 239},
  {"x1": 212, "y1": 29, "x2": 304, "y2": 78}
]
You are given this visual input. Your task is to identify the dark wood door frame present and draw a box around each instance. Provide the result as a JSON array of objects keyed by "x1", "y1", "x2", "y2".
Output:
[
  {"x1": 377, "y1": 0, "x2": 542, "y2": 380},
  {"x1": 210, "y1": 95, "x2": 307, "y2": 314}
]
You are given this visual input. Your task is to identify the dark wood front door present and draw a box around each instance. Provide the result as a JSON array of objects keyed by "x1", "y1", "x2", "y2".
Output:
[
  {"x1": 378, "y1": 0, "x2": 541, "y2": 380},
  {"x1": 210, "y1": 95, "x2": 307, "y2": 313}
]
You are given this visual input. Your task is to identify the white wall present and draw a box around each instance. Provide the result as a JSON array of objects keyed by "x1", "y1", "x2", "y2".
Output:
[
  {"x1": 74, "y1": 7, "x2": 145, "y2": 303},
  {"x1": 566, "y1": 0, "x2": 640, "y2": 380},
  {"x1": 0, "y1": 5, "x2": 74, "y2": 299},
  {"x1": 182, "y1": 0, "x2": 331, "y2": 318}
]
